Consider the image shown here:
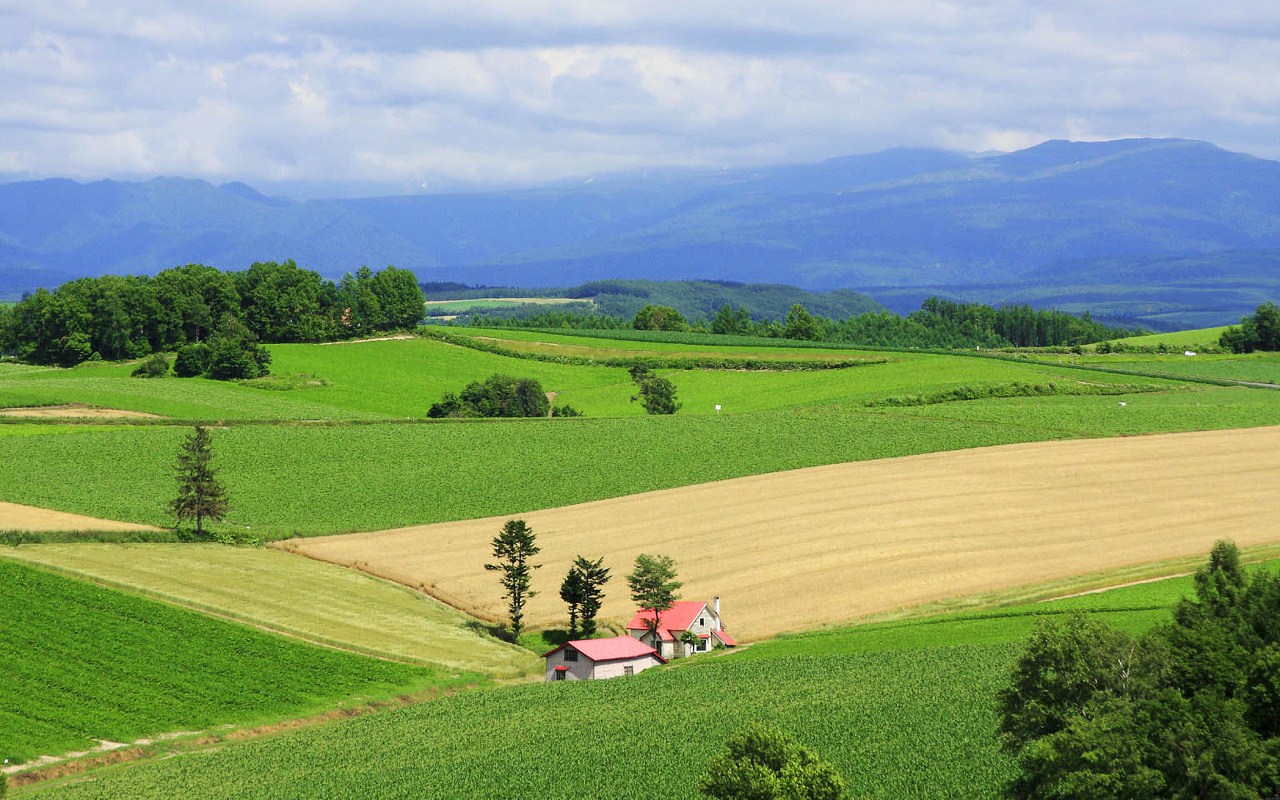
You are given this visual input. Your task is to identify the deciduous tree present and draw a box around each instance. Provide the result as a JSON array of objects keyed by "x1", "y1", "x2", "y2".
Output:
[
  {"x1": 699, "y1": 724, "x2": 848, "y2": 800},
  {"x1": 485, "y1": 519, "x2": 541, "y2": 640},
  {"x1": 627, "y1": 553, "x2": 681, "y2": 647},
  {"x1": 171, "y1": 425, "x2": 229, "y2": 539}
]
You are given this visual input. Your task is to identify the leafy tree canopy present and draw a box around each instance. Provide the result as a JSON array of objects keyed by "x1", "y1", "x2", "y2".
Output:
[{"x1": 699, "y1": 724, "x2": 848, "y2": 800}]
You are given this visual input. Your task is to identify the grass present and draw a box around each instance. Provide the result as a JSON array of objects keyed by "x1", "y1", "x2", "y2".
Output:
[
  {"x1": 0, "y1": 559, "x2": 450, "y2": 766},
  {"x1": 0, "y1": 545, "x2": 535, "y2": 676},
  {"x1": 22, "y1": 554, "x2": 1256, "y2": 799},
  {"x1": 1, "y1": 380, "x2": 1278, "y2": 538},
  {"x1": 1109, "y1": 325, "x2": 1231, "y2": 347}
]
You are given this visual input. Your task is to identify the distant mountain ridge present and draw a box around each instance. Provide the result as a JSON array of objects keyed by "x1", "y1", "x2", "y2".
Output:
[{"x1": 3, "y1": 138, "x2": 1280, "y2": 327}]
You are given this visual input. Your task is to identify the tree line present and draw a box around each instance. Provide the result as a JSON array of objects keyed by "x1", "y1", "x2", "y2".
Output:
[
  {"x1": 0, "y1": 261, "x2": 425, "y2": 367},
  {"x1": 467, "y1": 296, "x2": 1142, "y2": 349}
]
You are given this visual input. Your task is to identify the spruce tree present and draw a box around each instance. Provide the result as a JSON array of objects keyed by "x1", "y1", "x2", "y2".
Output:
[
  {"x1": 485, "y1": 519, "x2": 541, "y2": 640},
  {"x1": 170, "y1": 425, "x2": 229, "y2": 539}
]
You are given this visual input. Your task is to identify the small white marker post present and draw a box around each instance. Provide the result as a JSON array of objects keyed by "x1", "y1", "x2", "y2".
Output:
[{"x1": 714, "y1": 404, "x2": 722, "y2": 414}]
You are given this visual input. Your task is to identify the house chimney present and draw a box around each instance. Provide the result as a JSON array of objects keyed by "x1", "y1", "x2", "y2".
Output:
[{"x1": 713, "y1": 595, "x2": 721, "y2": 628}]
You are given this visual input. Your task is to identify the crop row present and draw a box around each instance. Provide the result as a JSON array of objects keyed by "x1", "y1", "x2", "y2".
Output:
[
  {"x1": 26, "y1": 644, "x2": 1021, "y2": 799},
  {"x1": 0, "y1": 560, "x2": 440, "y2": 765}
]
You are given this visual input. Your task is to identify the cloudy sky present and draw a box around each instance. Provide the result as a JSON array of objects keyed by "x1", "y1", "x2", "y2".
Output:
[{"x1": 2, "y1": 1, "x2": 1278, "y2": 196}]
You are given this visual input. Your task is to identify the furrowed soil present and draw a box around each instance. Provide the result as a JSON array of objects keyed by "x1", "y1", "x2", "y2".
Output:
[
  {"x1": 0, "y1": 501, "x2": 163, "y2": 533},
  {"x1": 284, "y1": 426, "x2": 1280, "y2": 640}
]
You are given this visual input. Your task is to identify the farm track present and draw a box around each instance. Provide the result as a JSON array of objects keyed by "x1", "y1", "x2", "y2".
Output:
[{"x1": 286, "y1": 425, "x2": 1280, "y2": 640}]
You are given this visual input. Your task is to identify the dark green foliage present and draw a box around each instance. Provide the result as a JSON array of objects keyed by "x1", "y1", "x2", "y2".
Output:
[
  {"x1": 173, "y1": 341, "x2": 211, "y2": 377},
  {"x1": 1220, "y1": 301, "x2": 1280, "y2": 353},
  {"x1": 560, "y1": 555, "x2": 611, "y2": 638},
  {"x1": 204, "y1": 313, "x2": 271, "y2": 380},
  {"x1": 627, "y1": 553, "x2": 681, "y2": 645},
  {"x1": 629, "y1": 364, "x2": 681, "y2": 415},
  {"x1": 551, "y1": 403, "x2": 583, "y2": 418},
  {"x1": 700, "y1": 724, "x2": 848, "y2": 800},
  {"x1": 2, "y1": 262, "x2": 422, "y2": 366},
  {"x1": 712, "y1": 303, "x2": 755, "y2": 336},
  {"x1": 130, "y1": 352, "x2": 169, "y2": 378},
  {"x1": 633, "y1": 304, "x2": 689, "y2": 331},
  {"x1": 1000, "y1": 541, "x2": 1280, "y2": 799},
  {"x1": 784, "y1": 304, "x2": 823, "y2": 341},
  {"x1": 171, "y1": 425, "x2": 228, "y2": 539},
  {"x1": 427, "y1": 374, "x2": 550, "y2": 418},
  {"x1": 485, "y1": 519, "x2": 541, "y2": 639},
  {"x1": 0, "y1": 560, "x2": 433, "y2": 765}
]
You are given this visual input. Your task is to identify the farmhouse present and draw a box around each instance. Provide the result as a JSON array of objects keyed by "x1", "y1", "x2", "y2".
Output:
[
  {"x1": 543, "y1": 636, "x2": 666, "y2": 681},
  {"x1": 628, "y1": 597, "x2": 737, "y2": 660}
]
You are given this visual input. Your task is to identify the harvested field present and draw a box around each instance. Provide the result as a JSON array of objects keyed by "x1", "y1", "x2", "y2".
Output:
[
  {"x1": 0, "y1": 501, "x2": 163, "y2": 533},
  {"x1": 0, "y1": 404, "x2": 160, "y2": 420},
  {"x1": 284, "y1": 426, "x2": 1280, "y2": 640}
]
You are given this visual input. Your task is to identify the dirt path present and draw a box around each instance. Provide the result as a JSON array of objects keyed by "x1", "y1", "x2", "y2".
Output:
[
  {"x1": 0, "y1": 404, "x2": 161, "y2": 420},
  {"x1": 0, "y1": 501, "x2": 163, "y2": 533},
  {"x1": 288, "y1": 426, "x2": 1280, "y2": 640}
]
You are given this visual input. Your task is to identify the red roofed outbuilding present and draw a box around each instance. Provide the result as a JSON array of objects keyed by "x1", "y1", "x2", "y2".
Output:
[{"x1": 543, "y1": 637, "x2": 666, "y2": 681}]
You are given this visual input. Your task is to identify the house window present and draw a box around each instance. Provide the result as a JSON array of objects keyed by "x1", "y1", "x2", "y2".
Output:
[
  {"x1": 563, "y1": 648, "x2": 579, "y2": 662},
  {"x1": 554, "y1": 670, "x2": 566, "y2": 681},
  {"x1": 696, "y1": 638, "x2": 708, "y2": 652},
  {"x1": 699, "y1": 617, "x2": 705, "y2": 627},
  {"x1": 624, "y1": 665, "x2": 634, "y2": 676}
]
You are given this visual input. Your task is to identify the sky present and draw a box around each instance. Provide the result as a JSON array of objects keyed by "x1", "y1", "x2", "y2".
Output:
[{"x1": 2, "y1": 1, "x2": 1278, "y2": 196}]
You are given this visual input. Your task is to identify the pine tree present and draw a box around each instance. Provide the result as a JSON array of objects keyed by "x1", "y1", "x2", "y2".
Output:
[
  {"x1": 485, "y1": 519, "x2": 541, "y2": 639},
  {"x1": 561, "y1": 555, "x2": 611, "y2": 638},
  {"x1": 170, "y1": 425, "x2": 229, "y2": 539}
]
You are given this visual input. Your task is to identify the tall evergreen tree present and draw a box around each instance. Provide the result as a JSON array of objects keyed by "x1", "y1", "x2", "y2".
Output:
[
  {"x1": 485, "y1": 519, "x2": 541, "y2": 640},
  {"x1": 170, "y1": 425, "x2": 229, "y2": 539},
  {"x1": 560, "y1": 555, "x2": 611, "y2": 638}
]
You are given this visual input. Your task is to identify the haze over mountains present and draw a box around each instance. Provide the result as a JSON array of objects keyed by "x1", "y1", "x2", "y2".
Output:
[{"x1": 3, "y1": 137, "x2": 1279, "y2": 328}]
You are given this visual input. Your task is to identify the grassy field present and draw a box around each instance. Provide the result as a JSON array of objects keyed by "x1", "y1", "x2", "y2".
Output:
[
  {"x1": 4, "y1": 379, "x2": 1279, "y2": 538},
  {"x1": 21, "y1": 558, "x2": 1255, "y2": 799},
  {"x1": 0, "y1": 545, "x2": 534, "y2": 676},
  {"x1": 1031, "y1": 350, "x2": 1280, "y2": 385},
  {"x1": 1, "y1": 559, "x2": 447, "y2": 766},
  {"x1": 1110, "y1": 325, "x2": 1231, "y2": 347}
]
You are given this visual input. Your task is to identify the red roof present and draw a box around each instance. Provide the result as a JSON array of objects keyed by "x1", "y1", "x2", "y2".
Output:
[
  {"x1": 553, "y1": 665, "x2": 569, "y2": 671},
  {"x1": 543, "y1": 636, "x2": 667, "y2": 663},
  {"x1": 626, "y1": 601, "x2": 709, "y2": 634},
  {"x1": 713, "y1": 630, "x2": 738, "y2": 647}
]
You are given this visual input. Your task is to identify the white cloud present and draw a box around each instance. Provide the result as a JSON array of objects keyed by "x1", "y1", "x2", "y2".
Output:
[{"x1": 0, "y1": 1, "x2": 1278, "y2": 192}]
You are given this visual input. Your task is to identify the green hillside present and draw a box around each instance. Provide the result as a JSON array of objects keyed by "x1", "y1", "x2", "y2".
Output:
[
  {"x1": 23, "y1": 559, "x2": 1263, "y2": 800},
  {"x1": 0, "y1": 559, "x2": 448, "y2": 766},
  {"x1": 3, "y1": 332, "x2": 1279, "y2": 538}
]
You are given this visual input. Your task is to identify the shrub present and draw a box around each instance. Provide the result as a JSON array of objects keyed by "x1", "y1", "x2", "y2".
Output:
[
  {"x1": 174, "y1": 342, "x2": 211, "y2": 377},
  {"x1": 131, "y1": 352, "x2": 169, "y2": 378}
]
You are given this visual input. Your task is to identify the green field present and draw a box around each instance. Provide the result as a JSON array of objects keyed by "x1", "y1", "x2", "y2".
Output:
[
  {"x1": 0, "y1": 559, "x2": 448, "y2": 766},
  {"x1": 4, "y1": 379, "x2": 1277, "y2": 538},
  {"x1": 21, "y1": 559, "x2": 1250, "y2": 799},
  {"x1": 1, "y1": 545, "x2": 534, "y2": 676},
  {"x1": 7, "y1": 331, "x2": 1279, "y2": 538},
  {"x1": 1110, "y1": 325, "x2": 1231, "y2": 347}
]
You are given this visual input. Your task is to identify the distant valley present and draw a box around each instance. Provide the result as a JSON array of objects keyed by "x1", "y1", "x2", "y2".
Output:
[{"x1": 3, "y1": 138, "x2": 1280, "y2": 329}]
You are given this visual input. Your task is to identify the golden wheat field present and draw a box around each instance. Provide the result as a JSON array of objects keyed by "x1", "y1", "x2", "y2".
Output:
[
  {"x1": 0, "y1": 501, "x2": 163, "y2": 533},
  {"x1": 281, "y1": 425, "x2": 1280, "y2": 640}
]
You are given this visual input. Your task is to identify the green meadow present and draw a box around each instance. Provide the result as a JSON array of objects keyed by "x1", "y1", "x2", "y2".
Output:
[
  {"x1": 21, "y1": 559, "x2": 1259, "y2": 800},
  {"x1": 1, "y1": 330, "x2": 1278, "y2": 537}
]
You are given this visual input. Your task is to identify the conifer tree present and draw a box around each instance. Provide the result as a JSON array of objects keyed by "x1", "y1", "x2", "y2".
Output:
[{"x1": 170, "y1": 425, "x2": 229, "y2": 539}]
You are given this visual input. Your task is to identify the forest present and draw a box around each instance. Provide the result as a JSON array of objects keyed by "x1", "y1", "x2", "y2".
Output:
[{"x1": 0, "y1": 261, "x2": 424, "y2": 366}]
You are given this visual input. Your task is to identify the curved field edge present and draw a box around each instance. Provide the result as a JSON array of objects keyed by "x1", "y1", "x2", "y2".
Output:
[
  {"x1": 2, "y1": 384, "x2": 1279, "y2": 537},
  {"x1": 285, "y1": 425, "x2": 1280, "y2": 640},
  {"x1": 0, "y1": 559, "x2": 449, "y2": 767},
  {"x1": 0, "y1": 545, "x2": 535, "y2": 677}
]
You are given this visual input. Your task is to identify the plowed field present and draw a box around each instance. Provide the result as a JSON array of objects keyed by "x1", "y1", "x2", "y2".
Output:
[{"x1": 284, "y1": 426, "x2": 1280, "y2": 640}]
